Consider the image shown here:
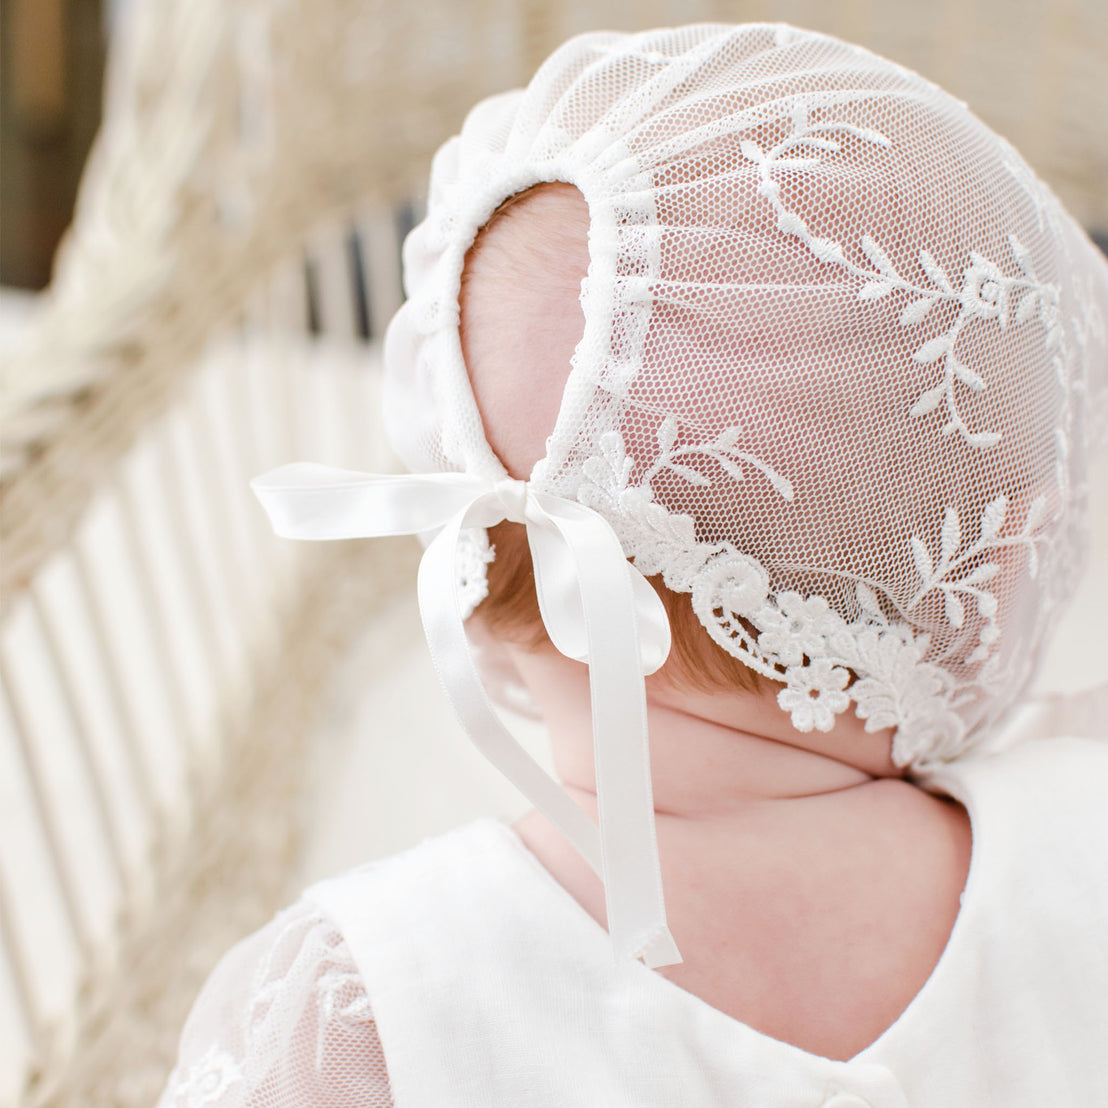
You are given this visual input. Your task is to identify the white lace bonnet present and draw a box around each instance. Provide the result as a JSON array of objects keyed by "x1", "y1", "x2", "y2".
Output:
[{"x1": 255, "y1": 24, "x2": 1108, "y2": 968}]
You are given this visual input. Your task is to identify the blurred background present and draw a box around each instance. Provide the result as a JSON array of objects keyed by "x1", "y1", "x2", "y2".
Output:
[{"x1": 1, "y1": 1, "x2": 1106, "y2": 1104}]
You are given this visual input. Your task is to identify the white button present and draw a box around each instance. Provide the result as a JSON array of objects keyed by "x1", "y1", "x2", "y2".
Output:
[{"x1": 822, "y1": 1095, "x2": 874, "y2": 1108}]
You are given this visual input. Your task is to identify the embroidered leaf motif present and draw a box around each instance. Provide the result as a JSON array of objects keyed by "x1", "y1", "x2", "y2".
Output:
[
  {"x1": 961, "y1": 563, "x2": 999, "y2": 586},
  {"x1": 733, "y1": 451, "x2": 794, "y2": 501},
  {"x1": 859, "y1": 280, "x2": 893, "y2": 300},
  {"x1": 911, "y1": 536, "x2": 934, "y2": 580},
  {"x1": 777, "y1": 210, "x2": 807, "y2": 236},
  {"x1": 602, "y1": 431, "x2": 634, "y2": 486},
  {"x1": 976, "y1": 592, "x2": 998, "y2": 618},
  {"x1": 861, "y1": 236, "x2": 899, "y2": 278},
  {"x1": 953, "y1": 361, "x2": 986, "y2": 391},
  {"x1": 740, "y1": 140, "x2": 766, "y2": 164},
  {"x1": 944, "y1": 590, "x2": 965, "y2": 628},
  {"x1": 762, "y1": 466, "x2": 795, "y2": 502},
  {"x1": 940, "y1": 507, "x2": 962, "y2": 564},
  {"x1": 910, "y1": 383, "x2": 946, "y2": 417},
  {"x1": 657, "y1": 415, "x2": 678, "y2": 454},
  {"x1": 836, "y1": 124, "x2": 892, "y2": 147},
  {"x1": 979, "y1": 495, "x2": 1008, "y2": 542},
  {"x1": 1007, "y1": 234, "x2": 1035, "y2": 277},
  {"x1": 919, "y1": 250, "x2": 955, "y2": 294},
  {"x1": 913, "y1": 336, "x2": 950, "y2": 363},
  {"x1": 1016, "y1": 290, "x2": 1039, "y2": 323},
  {"x1": 1024, "y1": 494, "x2": 1048, "y2": 533},
  {"x1": 966, "y1": 430, "x2": 1003, "y2": 449},
  {"x1": 808, "y1": 237, "x2": 845, "y2": 264},
  {"x1": 1027, "y1": 545, "x2": 1040, "y2": 578},
  {"x1": 901, "y1": 297, "x2": 937, "y2": 325},
  {"x1": 714, "y1": 454, "x2": 749, "y2": 483},
  {"x1": 855, "y1": 582, "x2": 884, "y2": 619}
]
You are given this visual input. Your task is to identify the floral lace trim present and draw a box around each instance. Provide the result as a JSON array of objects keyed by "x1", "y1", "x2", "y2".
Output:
[
  {"x1": 576, "y1": 427, "x2": 1055, "y2": 767},
  {"x1": 456, "y1": 526, "x2": 495, "y2": 620}
]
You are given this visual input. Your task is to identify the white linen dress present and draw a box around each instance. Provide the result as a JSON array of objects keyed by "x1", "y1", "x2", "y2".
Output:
[{"x1": 158, "y1": 736, "x2": 1108, "y2": 1107}]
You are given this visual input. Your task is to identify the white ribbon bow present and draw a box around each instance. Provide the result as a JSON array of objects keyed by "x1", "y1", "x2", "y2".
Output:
[{"x1": 252, "y1": 463, "x2": 682, "y2": 968}]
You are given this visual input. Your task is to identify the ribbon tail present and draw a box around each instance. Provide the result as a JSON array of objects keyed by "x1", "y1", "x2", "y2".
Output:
[
  {"x1": 254, "y1": 463, "x2": 679, "y2": 967},
  {"x1": 418, "y1": 511, "x2": 603, "y2": 874},
  {"x1": 531, "y1": 496, "x2": 681, "y2": 968}
]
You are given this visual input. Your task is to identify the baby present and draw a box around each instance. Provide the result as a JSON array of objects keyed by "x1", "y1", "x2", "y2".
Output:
[
  {"x1": 163, "y1": 23, "x2": 1108, "y2": 1107},
  {"x1": 465, "y1": 180, "x2": 969, "y2": 1060}
]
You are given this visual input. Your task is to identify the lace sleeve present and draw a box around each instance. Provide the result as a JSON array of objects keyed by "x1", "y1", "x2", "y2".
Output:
[{"x1": 158, "y1": 900, "x2": 394, "y2": 1107}]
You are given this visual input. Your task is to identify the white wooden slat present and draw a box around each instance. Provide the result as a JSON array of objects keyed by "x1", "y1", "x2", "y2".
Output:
[
  {"x1": 120, "y1": 434, "x2": 221, "y2": 764},
  {"x1": 167, "y1": 380, "x2": 256, "y2": 712},
  {"x1": 0, "y1": 643, "x2": 92, "y2": 965},
  {"x1": 112, "y1": 473, "x2": 204, "y2": 808},
  {"x1": 0, "y1": 858, "x2": 38, "y2": 1106},
  {"x1": 191, "y1": 351, "x2": 274, "y2": 673},
  {"x1": 34, "y1": 549, "x2": 150, "y2": 881},
  {"x1": 237, "y1": 333, "x2": 303, "y2": 593},
  {"x1": 71, "y1": 529, "x2": 161, "y2": 831},
  {"x1": 217, "y1": 340, "x2": 287, "y2": 653},
  {"x1": 27, "y1": 584, "x2": 129, "y2": 895},
  {"x1": 151, "y1": 428, "x2": 240, "y2": 760}
]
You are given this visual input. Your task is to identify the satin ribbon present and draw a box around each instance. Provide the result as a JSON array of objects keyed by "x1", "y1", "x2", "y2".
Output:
[{"x1": 252, "y1": 463, "x2": 682, "y2": 968}]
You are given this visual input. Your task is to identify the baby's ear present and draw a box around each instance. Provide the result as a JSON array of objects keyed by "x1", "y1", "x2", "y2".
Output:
[{"x1": 465, "y1": 611, "x2": 543, "y2": 720}]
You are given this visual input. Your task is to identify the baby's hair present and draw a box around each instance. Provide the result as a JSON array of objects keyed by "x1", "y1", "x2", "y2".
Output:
[{"x1": 460, "y1": 183, "x2": 775, "y2": 697}]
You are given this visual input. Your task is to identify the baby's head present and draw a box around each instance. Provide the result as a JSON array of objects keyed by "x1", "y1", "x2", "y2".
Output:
[
  {"x1": 384, "y1": 24, "x2": 1108, "y2": 768},
  {"x1": 460, "y1": 181, "x2": 774, "y2": 697}
]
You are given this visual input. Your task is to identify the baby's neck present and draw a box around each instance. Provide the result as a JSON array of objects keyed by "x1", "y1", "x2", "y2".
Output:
[
  {"x1": 508, "y1": 644, "x2": 971, "y2": 1060},
  {"x1": 619, "y1": 698, "x2": 882, "y2": 816},
  {"x1": 507, "y1": 643, "x2": 902, "y2": 817}
]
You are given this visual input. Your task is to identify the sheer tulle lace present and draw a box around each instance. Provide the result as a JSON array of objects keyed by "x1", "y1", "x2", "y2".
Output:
[
  {"x1": 157, "y1": 902, "x2": 393, "y2": 1107},
  {"x1": 383, "y1": 23, "x2": 1108, "y2": 768}
]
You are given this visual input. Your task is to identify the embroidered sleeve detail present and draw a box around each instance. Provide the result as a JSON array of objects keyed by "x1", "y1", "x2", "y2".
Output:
[{"x1": 158, "y1": 901, "x2": 394, "y2": 1108}]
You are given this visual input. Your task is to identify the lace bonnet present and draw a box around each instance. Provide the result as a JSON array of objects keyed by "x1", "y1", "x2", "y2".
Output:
[{"x1": 256, "y1": 23, "x2": 1108, "y2": 966}]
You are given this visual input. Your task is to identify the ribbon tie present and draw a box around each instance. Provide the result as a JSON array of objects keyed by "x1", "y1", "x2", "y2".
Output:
[{"x1": 252, "y1": 463, "x2": 682, "y2": 968}]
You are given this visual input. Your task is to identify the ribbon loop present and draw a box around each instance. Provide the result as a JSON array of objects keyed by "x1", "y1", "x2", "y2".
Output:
[
  {"x1": 492, "y1": 477, "x2": 530, "y2": 523},
  {"x1": 252, "y1": 462, "x2": 681, "y2": 968}
]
